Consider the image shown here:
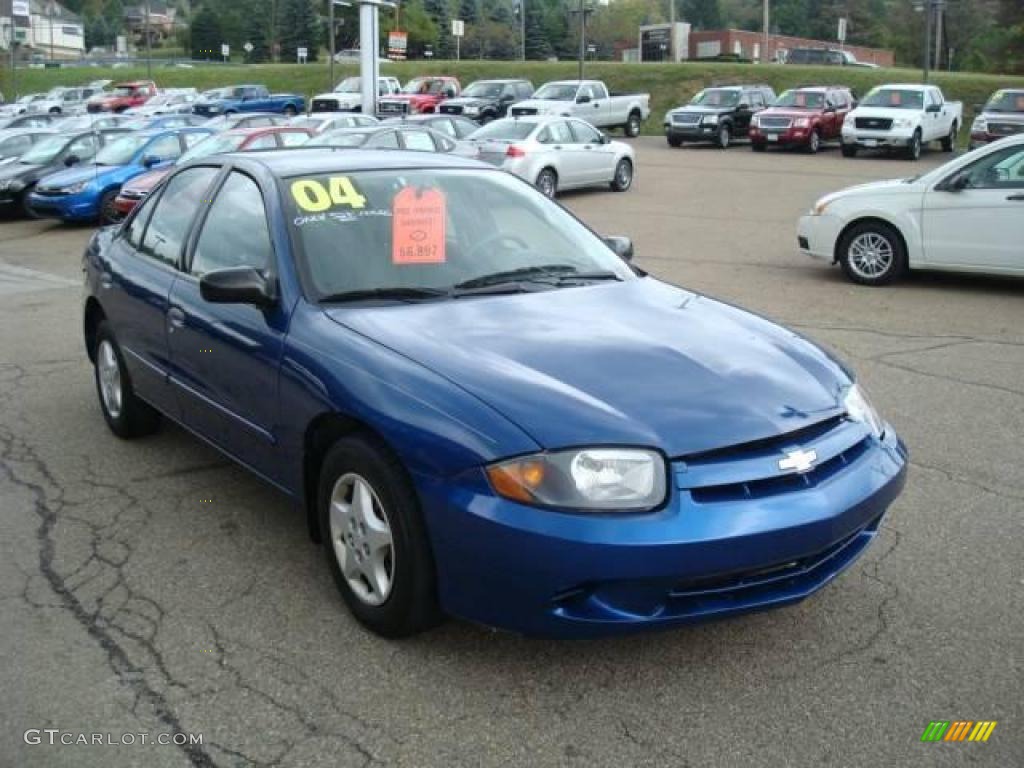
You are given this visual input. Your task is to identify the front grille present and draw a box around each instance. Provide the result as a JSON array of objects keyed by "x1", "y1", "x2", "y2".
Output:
[
  {"x1": 439, "y1": 104, "x2": 463, "y2": 115},
  {"x1": 671, "y1": 112, "x2": 701, "y2": 125},
  {"x1": 34, "y1": 188, "x2": 66, "y2": 197},
  {"x1": 312, "y1": 98, "x2": 339, "y2": 112},
  {"x1": 759, "y1": 116, "x2": 792, "y2": 129},
  {"x1": 989, "y1": 121, "x2": 1024, "y2": 136},
  {"x1": 855, "y1": 117, "x2": 893, "y2": 130},
  {"x1": 378, "y1": 101, "x2": 407, "y2": 114},
  {"x1": 510, "y1": 107, "x2": 537, "y2": 117}
]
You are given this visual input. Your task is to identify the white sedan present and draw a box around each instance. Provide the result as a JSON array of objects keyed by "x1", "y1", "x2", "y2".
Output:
[
  {"x1": 470, "y1": 116, "x2": 635, "y2": 197},
  {"x1": 798, "y1": 134, "x2": 1024, "y2": 285}
]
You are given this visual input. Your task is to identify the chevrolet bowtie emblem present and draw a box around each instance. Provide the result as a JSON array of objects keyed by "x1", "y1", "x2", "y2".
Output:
[{"x1": 779, "y1": 449, "x2": 817, "y2": 473}]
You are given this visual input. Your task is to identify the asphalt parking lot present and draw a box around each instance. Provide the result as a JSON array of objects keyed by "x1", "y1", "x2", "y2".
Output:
[{"x1": 2, "y1": 139, "x2": 1021, "y2": 768}]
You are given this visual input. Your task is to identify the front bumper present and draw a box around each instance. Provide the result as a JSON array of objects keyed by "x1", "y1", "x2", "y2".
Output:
[
  {"x1": 26, "y1": 189, "x2": 99, "y2": 221},
  {"x1": 841, "y1": 126, "x2": 915, "y2": 149},
  {"x1": 751, "y1": 125, "x2": 814, "y2": 147},
  {"x1": 797, "y1": 211, "x2": 844, "y2": 262},
  {"x1": 420, "y1": 426, "x2": 908, "y2": 637},
  {"x1": 113, "y1": 194, "x2": 141, "y2": 216},
  {"x1": 665, "y1": 122, "x2": 719, "y2": 142}
]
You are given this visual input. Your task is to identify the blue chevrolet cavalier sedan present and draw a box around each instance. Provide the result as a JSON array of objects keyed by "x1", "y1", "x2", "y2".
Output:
[{"x1": 82, "y1": 150, "x2": 907, "y2": 638}]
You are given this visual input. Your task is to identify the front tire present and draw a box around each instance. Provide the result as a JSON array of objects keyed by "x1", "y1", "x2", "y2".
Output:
[
  {"x1": 283, "y1": 105, "x2": 298, "y2": 117},
  {"x1": 535, "y1": 168, "x2": 557, "y2": 198},
  {"x1": 667, "y1": 134, "x2": 682, "y2": 148},
  {"x1": 807, "y1": 129, "x2": 821, "y2": 154},
  {"x1": 838, "y1": 221, "x2": 907, "y2": 286},
  {"x1": 98, "y1": 190, "x2": 120, "y2": 225},
  {"x1": 941, "y1": 122, "x2": 957, "y2": 152},
  {"x1": 716, "y1": 124, "x2": 732, "y2": 149},
  {"x1": 841, "y1": 143, "x2": 858, "y2": 158},
  {"x1": 624, "y1": 111, "x2": 641, "y2": 138},
  {"x1": 93, "y1": 323, "x2": 161, "y2": 438},
  {"x1": 751, "y1": 141, "x2": 766, "y2": 152},
  {"x1": 906, "y1": 130, "x2": 922, "y2": 161},
  {"x1": 610, "y1": 158, "x2": 633, "y2": 192},
  {"x1": 318, "y1": 436, "x2": 440, "y2": 638}
]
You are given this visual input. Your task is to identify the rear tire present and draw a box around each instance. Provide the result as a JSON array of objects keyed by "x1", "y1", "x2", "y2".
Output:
[
  {"x1": 841, "y1": 143, "x2": 858, "y2": 158},
  {"x1": 318, "y1": 435, "x2": 440, "y2": 638},
  {"x1": 535, "y1": 168, "x2": 557, "y2": 198},
  {"x1": 610, "y1": 158, "x2": 633, "y2": 192},
  {"x1": 837, "y1": 221, "x2": 907, "y2": 286},
  {"x1": 624, "y1": 111, "x2": 641, "y2": 138},
  {"x1": 940, "y1": 122, "x2": 957, "y2": 152},
  {"x1": 93, "y1": 322, "x2": 161, "y2": 438}
]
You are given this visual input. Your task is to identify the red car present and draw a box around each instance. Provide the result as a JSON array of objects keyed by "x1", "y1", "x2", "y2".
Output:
[
  {"x1": 377, "y1": 77, "x2": 460, "y2": 117},
  {"x1": 749, "y1": 86, "x2": 855, "y2": 153},
  {"x1": 112, "y1": 126, "x2": 312, "y2": 217},
  {"x1": 88, "y1": 81, "x2": 159, "y2": 114}
]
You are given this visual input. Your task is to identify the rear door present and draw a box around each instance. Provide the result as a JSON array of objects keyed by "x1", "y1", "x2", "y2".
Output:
[
  {"x1": 537, "y1": 120, "x2": 581, "y2": 186},
  {"x1": 167, "y1": 169, "x2": 290, "y2": 483}
]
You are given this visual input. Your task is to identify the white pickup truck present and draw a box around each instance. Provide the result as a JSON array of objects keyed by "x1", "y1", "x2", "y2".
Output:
[
  {"x1": 509, "y1": 80, "x2": 651, "y2": 137},
  {"x1": 310, "y1": 76, "x2": 402, "y2": 113},
  {"x1": 841, "y1": 83, "x2": 962, "y2": 160}
]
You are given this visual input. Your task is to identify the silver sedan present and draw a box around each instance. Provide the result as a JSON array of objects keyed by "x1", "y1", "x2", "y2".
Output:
[{"x1": 470, "y1": 115, "x2": 635, "y2": 197}]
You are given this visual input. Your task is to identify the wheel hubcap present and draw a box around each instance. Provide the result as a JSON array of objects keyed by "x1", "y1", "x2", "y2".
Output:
[
  {"x1": 329, "y1": 473, "x2": 395, "y2": 606},
  {"x1": 849, "y1": 232, "x2": 894, "y2": 279},
  {"x1": 616, "y1": 162, "x2": 632, "y2": 187},
  {"x1": 720, "y1": 128, "x2": 729, "y2": 146},
  {"x1": 97, "y1": 340, "x2": 123, "y2": 419},
  {"x1": 539, "y1": 174, "x2": 554, "y2": 196}
]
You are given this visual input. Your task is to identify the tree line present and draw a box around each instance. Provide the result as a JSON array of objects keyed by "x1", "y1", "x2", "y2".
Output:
[{"x1": 57, "y1": 0, "x2": 1023, "y2": 73}]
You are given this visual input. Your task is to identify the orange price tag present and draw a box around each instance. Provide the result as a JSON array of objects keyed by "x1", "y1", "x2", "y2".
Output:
[{"x1": 392, "y1": 187, "x2": 446, "y2": 265}]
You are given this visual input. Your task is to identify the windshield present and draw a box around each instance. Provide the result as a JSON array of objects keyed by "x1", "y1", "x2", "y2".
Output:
[
  {"x1": 462, "y1": 82, "x2": 504, "y2": 99},
  {"x1": 177, "y1": 133, "x2": 246, "y2": 163},
  {"x1": 861, "y1": 88, "x2": 924, "y2": 110},
  {"x1": 533, "y1": 83, "x2": 579, "y2": 101},
  {"x1": 286, "y1": 169, "x2": 633, "y2": 300},
  {"x1": 18, "y1": 135, "x2": 67, "y2": 165},
  {"x1": 401, "y1": 79, "x2": 447, "y2": 95},
  {"x1": 18, "y1": 95, "x2": 41, "y2": 104},
  {"x1": 94, "y1": 134, "x2": 148, "y2": 165},
  {"x1": 290, "y1": 117, "x2": 323, "y2": 130},
  {"x1": 45, "y1": 88, "x2": 67, "y2": 98},
  {"x1": 773, "y1": 90, "x2": 825, "y2": 109},
  {"x1": 470, "y1": 120, "x2": 536, "y2": 141},
  {"x1": 335, "y1": 77, "x2": 360, "y2": 93},
  {"x1": 690, "y1": 89, "x2": 740, "y2": 107},
  {"x1": 983, "y1": 90, "x2": 1024, "y2": 113},
  {"x1": 53, "y1": 116, "x2": 95, "y2": 131},
  {"x1": 309, "y1": 132, "x2": 370, "y2": 148}
]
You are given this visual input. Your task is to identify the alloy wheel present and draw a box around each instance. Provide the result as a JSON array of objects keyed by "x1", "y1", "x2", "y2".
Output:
[
  {"x1": 97, "y1": 340, "x2": 123, "y2": 419},
  {"x1": 848, "y1": 232, "x2": 894, "y2": 280},
  {"x1": 329, "y1": 473, "x2": 395, "y2": 607}
]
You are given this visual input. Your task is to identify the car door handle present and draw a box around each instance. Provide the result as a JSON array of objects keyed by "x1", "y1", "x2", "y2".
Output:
[
  {"x1": 553, "y1": 145, "x2": 562, "y2": 150},
  {"x1": 1007, "y1": 193, "x2": 1024, "y2": 201},
  {"x1": 167, "y1": 306, "x2": 185, "y2": 331}
]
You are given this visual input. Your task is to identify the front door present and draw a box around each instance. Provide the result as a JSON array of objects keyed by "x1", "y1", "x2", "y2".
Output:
[
  {"x1": 923, "y1": 143, "x2": 1024, "y2": 272},
  {"x1": 167, "y1": 170, "x2": 290, "y2": 484},
  {"x1": 567, "y1": 119, "x2": 616, "y2": 184}
]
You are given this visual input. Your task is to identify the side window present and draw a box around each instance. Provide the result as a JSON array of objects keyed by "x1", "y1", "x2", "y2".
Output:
[
  {"x1": 182, "y1": 132, "x2": 207, "y2": 148},
  {"x1": 960, "y1": 145, "x2": 1024, "y2": 189},
  {"x1": 517, "y1": 83, "x2": 533, "y2": 99},
  {"x1": 140, "y1": 167, "x2": 219, "y2": 267},
  {"x1": 578, "y1": 85, "x2": 594, "y2": 102},
  {"x1": 123, "y1": 194, "x2": 157, "y2": 249},
  {"x1": 401, "y1": 129, "x2": 437, "y2": 152},
  {"x1": 68, "y1": 134, "x2": 98, "y2": 160},
  {"x1": 543, "y1": 121, "x2": 573, "y2": 144},
  {"x1": 431, "y1": 118, "x2": 457, "y2": 137},
  {"x1": 0, "y1": 135, "x2": 31, "y2": 156},
  {"x1": 568, "y1": 120, "x2": 601, "y2": 144},
  {"x1": 250, "y1": 117, "x2": 274, "y2": 127},
  {"x1": 246, "y1": 134, "x2": 278, "y2": 150},
  {"x1": 279, "y1": 131, "x2": 309, "y2": 147},
  {"x1": 191, "y1": 173, "x2": 272, "y2": 276},
  {"x1": 367, "y1": 130, "x2": 400, "y2": 149},
  {"x1": 145, "y1": 135, "x2": 183, "y2": 162},
  {"x1": 593, "y1": 83, "x2": 609, "y2": 100},
  {"x1": 432, "y1": 134, "x2": 456, "y2": 153}
]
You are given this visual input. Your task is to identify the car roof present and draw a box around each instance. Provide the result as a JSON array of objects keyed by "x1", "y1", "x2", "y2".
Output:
[
  {"x1": 469, "y1": 79, "x2": 530, "y2": 84},
  {"x1": 221, "y1": 148, "x2": 487, "y2": 178},
  {"x1": 224, "y1": 125, "x2": 310, "y2": 136}
]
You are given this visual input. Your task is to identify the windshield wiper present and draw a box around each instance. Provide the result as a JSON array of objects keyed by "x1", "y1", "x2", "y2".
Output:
[
  {"x1": 320, "y1": 286, "x2": 449, "y2": 304},
  {"x1": 452, "y1": 264, "x2": 620, "y2": 291}
]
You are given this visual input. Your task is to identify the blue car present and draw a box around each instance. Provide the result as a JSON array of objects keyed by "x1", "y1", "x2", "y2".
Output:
[
  {"x1": 82, "y1": 150, "x2": 907, "y2": 638},
  {"x1": 28, "y1": 127, "x2": 212, "y2": 223}
]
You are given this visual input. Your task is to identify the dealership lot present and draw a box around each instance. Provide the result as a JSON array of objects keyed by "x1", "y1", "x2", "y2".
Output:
[{"x1": 1, "y1": 140, "x2": 1021, "y2": 767}]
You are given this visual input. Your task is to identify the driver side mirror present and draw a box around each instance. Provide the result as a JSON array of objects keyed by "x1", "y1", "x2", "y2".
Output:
[
  {"x1": 200, "y1": 267, "x2": 277, "y2": 307},
  {"x1": 501, "y1": 93, "x2": 515, "y2": 103},
  {"x1": 576, "y1": 93, "x2": 591, "y2": 104},
  {"x1": 64, "y1": 154, "x2": 81, "y2": 167},
  {"x1": 941, "y1": 171, "x2": 971, "y2": 192},
  {"x1": 142, "y1": 155, "x2": 162, "y2": 168},
  {"x1": 738, "y1": 103, "x2": 750, "y2": 111},
  {"x1": 926, "y1": 103, "x2": 941, "y2": 113},
  {"x1": 604, "y1": 235, "x2": 633, "y2": 262},
  {"x1": 596, "y1": 133, "x2": 610, "y2": 144}
]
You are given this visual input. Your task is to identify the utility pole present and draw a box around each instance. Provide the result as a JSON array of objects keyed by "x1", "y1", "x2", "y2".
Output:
[
  {"x1": 329, "y1": 1, "x2": 352, "y2": 92},
  {"x1": 923, "y1": 0, "x2": 931, "y2": 84},
  {"x1": 520, "y1": 1, "x2": 525, "y2": 61},
  {"x1": 49, "y1": 3, "x2": 54, "y2": 62},
  {"x1": 668, "y1": 0, "x2": 674, "y2": 61},
  {"x1": 762, "y1": 0, "x2": 770, "y2": 64},
  {"x1": 571, "y1": 0, "x2": 592, "y2": 81},
  {"x1": 145, "y1": 0, "x2": 152, "y2": 80},
  {"x1": 933, "y1": 2, "x2": 943, "y2": 71}
]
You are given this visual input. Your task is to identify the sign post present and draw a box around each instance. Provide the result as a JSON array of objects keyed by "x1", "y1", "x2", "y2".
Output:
[
  {"x1": 297, "y1": 46, "x2": 308, "y2": 63},
  {"x1": 837, "y1": 17, "x2": 847, "y2": 53},
  {"x1": 452, "y1": 19, "x2": 464, "y2": 62},
  {"x1": 221, "y1": 43, "x2": 230, "y2": 62},
  {"x1": 388, "y1": 30, "x2": 408, "y2": 60}
]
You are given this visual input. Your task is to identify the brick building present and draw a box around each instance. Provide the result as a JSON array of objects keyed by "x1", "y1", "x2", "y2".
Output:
[{"x1": 689, "y1": 28, "x2": 894, "y2": 67}]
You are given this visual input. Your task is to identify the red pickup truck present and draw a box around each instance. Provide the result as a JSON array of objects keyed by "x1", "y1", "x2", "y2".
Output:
[
  {"x1": 377, "y1": 77, "x2": 460, "y2": 116},
  {"x1": 88, "y1": 81, "x2": 159, "y2": 114},
  {"x1": 749, "y1": 85, "x2": 855, "y2": 153}
]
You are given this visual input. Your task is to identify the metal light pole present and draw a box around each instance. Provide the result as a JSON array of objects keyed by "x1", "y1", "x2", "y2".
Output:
[
  {"x1": 329, "y1": 1, "x2": 352, "y2": 92},
  {"x1": 571, "y1": 0, "x2": 591, "y2": 80},
  {"x1": 358, "y1": 0, "x2": 394, "y2": 115},
  {"x1": 923, "y1": 0, "x2": 931, "y2": 84},
  {"x1": 145, "y1": 0, "x2": 152, "y2": 80},
  {"x1": 762, "y1": 0, "x2": 770, "y2": 64},
  {"x1": 520, "y1": 1, "x2": 525, "y2": 61}
]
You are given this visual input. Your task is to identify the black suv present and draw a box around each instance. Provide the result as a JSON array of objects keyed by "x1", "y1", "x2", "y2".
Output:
[
  {"x1": 439, "y1": 79, "x2": 534, "y2": 124},
  {"x1": 664, "y1": 85, "x2": 776, "y2": 148}
]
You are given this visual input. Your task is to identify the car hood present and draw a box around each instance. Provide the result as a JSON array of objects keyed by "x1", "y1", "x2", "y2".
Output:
[
  {"x1": 670, "y1": 105, "x2": 733, "y2": 116},
  {"x1": 512, "y1": 99, "x2": 568, "y2": 111},
  {"x1": 442, "y1": 97, "x2": 490, "y2": 108},
  {"x1": 381, "y1": 94, "x2": 439, "y2": 103},
  {"x1": 759, "y1": 108, "x2": 824, "y2": 119},
  {"x1": 325, "y1": 279, "x2": 849, "y2": 457},
  {"x1": 121, "y1": 166, "x2": 168, "y2": 193},
  {"x1": 0, "y1": 161, "x2": 48, "y2": 182},
  {"x1": 38, "y1": 163, "x2": 122, "y2": 188},
  {"x1": 849, "y1": 107, "x2": 920, "y2": 120},
  {"x1": 316, "y1": 92, "x2": 361, "y2": 103}
]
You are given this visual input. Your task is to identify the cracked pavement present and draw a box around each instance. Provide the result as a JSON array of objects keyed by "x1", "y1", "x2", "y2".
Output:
[{"x1": 2, "y1": 141, "x2": 1021, "y2": 767}]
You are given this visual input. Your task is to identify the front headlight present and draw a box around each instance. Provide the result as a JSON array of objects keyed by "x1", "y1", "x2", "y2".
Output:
[
  {"x1": 702, "y1": 114, "x2": 719, "y2": 125},
  {"x1": 843, "y1": 114, "x2": 855, "y2": 126},
  {"x1": 486, "y1": 448, "x2": 668, "y2": 512},
  {"x1": 810, "y1": 196, "x2": 834, "y2": 216},
  {"x1": 893, "y1": 118, "x2": 912, "y2": 129},
  {"x1": 844, "y1": 383, "x2": 885, "y2": 438},
  {"x1": 463, "y1": 105, "x2": 480, "y2": 116},
  {"x1": 971, "y1": 117, "x2": 986, "y2": 132},
  {"x1": 794, "y1": 117, "x2": 810, "y2": 128},
  {"x1": 61, "y1": 180, "x2": 89, "y2": 194}
]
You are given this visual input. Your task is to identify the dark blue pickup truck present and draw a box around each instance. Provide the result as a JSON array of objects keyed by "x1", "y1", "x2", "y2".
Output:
[{"x1": 192, "y1": 84, "x2": 305, "y2": 119}]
